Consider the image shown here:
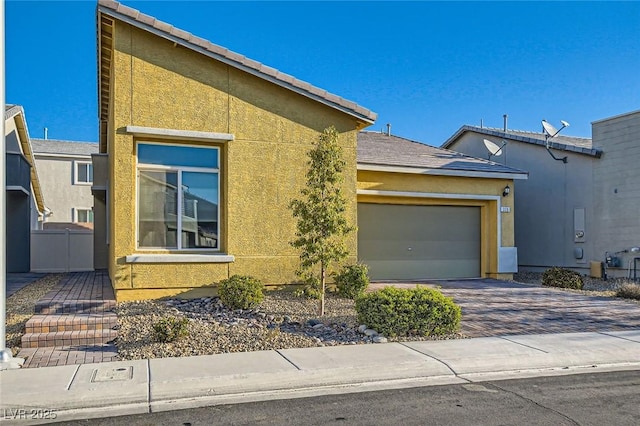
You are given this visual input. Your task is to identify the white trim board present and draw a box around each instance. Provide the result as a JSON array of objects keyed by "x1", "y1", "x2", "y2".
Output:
[
  {"x1": 357, "y1": 189, "x2": 517, "y2": 274},
  {"x1": 357, "y1": 164, "x2": 528, "y2": 180},
  {"x1": 125, "y1": 254, "x2": 235, "y2": 264},
  {"x1": 34, "y1": 152, "x2": 94, "y2": 160},
  {"x1": 126, "y1": 126, "x2": 234, "y2": 143}
]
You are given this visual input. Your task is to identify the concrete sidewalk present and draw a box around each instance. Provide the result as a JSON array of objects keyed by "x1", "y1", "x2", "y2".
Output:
[{"x1": 1, "y1": 330, "x2": 639, "y2": 424}]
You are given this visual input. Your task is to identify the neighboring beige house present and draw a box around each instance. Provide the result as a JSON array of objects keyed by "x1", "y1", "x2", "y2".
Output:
[
  {"x1": 4, "y1": 105, "x2": 47, "y2": 272},
  {"x1": 442, "y1": 110, "x2": 640, "y2": 279},
  {"x1": 31, "y1": 138, "x2": 99, "y2": 228}
]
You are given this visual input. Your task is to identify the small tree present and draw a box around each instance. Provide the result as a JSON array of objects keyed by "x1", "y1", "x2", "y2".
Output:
[{"x1": 290, "y1": 126, "x2": 354, "y2": 316}]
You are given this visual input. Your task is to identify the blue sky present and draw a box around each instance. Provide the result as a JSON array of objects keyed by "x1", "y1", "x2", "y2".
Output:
[{"x1": 5, "y1": 1, "x2": 640, "y2": 146}]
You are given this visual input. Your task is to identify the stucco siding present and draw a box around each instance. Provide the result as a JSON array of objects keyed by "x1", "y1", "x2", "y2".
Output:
[
  {"x1": 356, "y1": 170, "x2": 514, "y2": 278},
  {"x1": 33, "y1": 156, "x2": 94, "y2": 223},
  {"x1": 447, "y1": 132, "x2": 596, "y2": 271},
  {"x1": 108, "y1": 21, "x2": 360, "y2": 299},
  {"x1": 592, "y1": 111, "x2": 640, "y2": 275}
]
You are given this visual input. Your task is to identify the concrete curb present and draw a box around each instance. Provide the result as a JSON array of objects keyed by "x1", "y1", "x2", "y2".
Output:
[{"x1": 1, "y1": 330, "x2": 639, "y2": 425}]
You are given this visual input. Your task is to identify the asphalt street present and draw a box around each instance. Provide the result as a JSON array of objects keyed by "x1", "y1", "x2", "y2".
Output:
[{"x1": 61, "y1": 370, "x2": 640, "y2": 426}]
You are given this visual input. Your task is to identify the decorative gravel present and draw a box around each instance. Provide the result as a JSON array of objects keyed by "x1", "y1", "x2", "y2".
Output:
[
  {"x1": 513, "y1": 271, "x2": 632, "y2": 295},
  {"x1": 115, "y1": 290, "x2": 464, "y2": 361},
  {"x1": 5, "y1": 274, "x2": 65, "y2": 355}
]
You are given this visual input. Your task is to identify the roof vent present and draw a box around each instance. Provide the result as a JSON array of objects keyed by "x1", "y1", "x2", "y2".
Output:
[{"x1": 386, "y1": 123, "x2": 391, "y2": 136}]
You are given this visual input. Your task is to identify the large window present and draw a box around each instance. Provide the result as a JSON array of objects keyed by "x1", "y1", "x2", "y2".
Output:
[
  {"x1": 137, "y1": 143, "x2": 220, "y2": 250},
  {"x1": 74, "y1": 161, "x2": 93, "y2": 184}
]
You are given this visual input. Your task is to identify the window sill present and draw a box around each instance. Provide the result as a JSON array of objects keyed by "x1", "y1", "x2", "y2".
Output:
[{"x1": 125, "y1": 254, "x2": 235, "y2": 264}]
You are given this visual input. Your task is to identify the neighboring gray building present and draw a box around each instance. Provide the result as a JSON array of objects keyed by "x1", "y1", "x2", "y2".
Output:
[
  {"x1": 442, "y1": 110, "x2": 640, "y2": 278},
  {"x1": 591, "y1": 110, "x2": 640, "y2": 278},
  {"x1": 4, "y1": 105, "x2": 46, "y2": 272},
  {"x1": 31, "y1": 138, "x2": 99, "y2": 227}
]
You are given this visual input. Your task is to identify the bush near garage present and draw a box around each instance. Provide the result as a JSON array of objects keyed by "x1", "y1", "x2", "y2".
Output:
[
  {"x1": 334, "y1": 263, "x2": 370, "y2": 299},
  {"x1": 355, "y1": 286, "x2": 461, "y2": 337},
  {"x1": 541, "y1": 267, "x2": 584, "y2": 290},
  {"x1": 616, "y1": 282, "x2": 640, "y2": 300},
  {"x1": 218, "y1": 275, "x2": 265, "y2": 310}
]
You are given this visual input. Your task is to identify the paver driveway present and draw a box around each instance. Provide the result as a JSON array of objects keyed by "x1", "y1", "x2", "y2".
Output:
[{"x1": 369, "y1": 279, "x2": 640, "y2": 337}]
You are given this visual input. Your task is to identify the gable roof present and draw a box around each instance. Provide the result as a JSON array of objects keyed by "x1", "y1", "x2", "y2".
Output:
[
  {"x1": 357, "y1": 131, "x2": 528, "y2": 180},
  {"x1": 441, "y1": 125, "x2": 602, "y2": 158},
  {"x1": 4, "y1": 105, "x2": 46, "y2": 213},
  {"x1": 32, "y1": 139, "x2": 99, "y2": 157},
  {"x1": 97, "y1": 0, "x2": 377, "y2": 133}
]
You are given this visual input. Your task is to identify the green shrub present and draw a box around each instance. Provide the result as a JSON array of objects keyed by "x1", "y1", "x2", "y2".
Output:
[
  {"x1": 153, "y1": 317, "x2": 189, "y2": 342},
  {"x1": 355, "y1": 287, "x2": 461, "y2": 337},
  {"x1": 335, "y1": 264, "x2": 370, "y2": 299},
  {"x1": 292, "y1": 275, "x2": 322, "y2": 299},
  {"x1": 616, "y1": 282, "x2": 640, "y2": 300},
  {"x1": 542, "y1": 267, "x2": 584, "y2": 289},
  {"x1": 218, "y1": 275, "x2": 265, "y2": 309}
]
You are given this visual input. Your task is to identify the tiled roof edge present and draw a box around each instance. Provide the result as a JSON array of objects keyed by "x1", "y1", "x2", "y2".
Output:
[
  {"x1": 97, "y1": 0, "x2": 377, "y2": 124},
  {"x1": 4, "y1": 104, "x2": 24, "y2": 121},
  {"x1": 358, "y1": 131, "x2": 529, "y2": 175},
  {"x1": 441, "y1": 125, "x2": 602, "y2": 158}
]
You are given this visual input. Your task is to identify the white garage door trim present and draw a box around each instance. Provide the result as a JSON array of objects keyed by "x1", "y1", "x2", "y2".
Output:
[{"x1": 357, "y1": 189, "x2": 514, "y2": 275}]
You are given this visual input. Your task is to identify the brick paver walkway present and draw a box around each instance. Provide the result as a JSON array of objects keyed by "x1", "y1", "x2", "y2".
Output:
[
  {"x1": 17, "y1": 271, "x2": 119, "y2": 368},
  {"x1": 370, "y1": 279, "x2": 640, "y2": 337}
]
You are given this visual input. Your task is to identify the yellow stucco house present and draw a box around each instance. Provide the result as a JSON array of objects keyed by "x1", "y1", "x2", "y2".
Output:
[{"x1": 94, "y1": 1, "x2": 527, "y2": 301}]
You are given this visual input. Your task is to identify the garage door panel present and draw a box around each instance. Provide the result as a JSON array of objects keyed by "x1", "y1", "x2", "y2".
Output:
[
  {"x1": 358, "y1": 240, "x2": 479, "y2": 261},
  {"x1": 358, "y1": 203, "x2": 480, "y2": 280},
  {"x1": 366, "y1": 260, "x2": 479, "y2": 280}
]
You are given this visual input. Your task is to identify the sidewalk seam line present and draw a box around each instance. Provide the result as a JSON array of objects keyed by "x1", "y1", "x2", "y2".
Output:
[
  {"x1": 147, "y1": 359, "x2": 152, "y2": 413},
  {"x1": 275, "y1": 350, "x2": 301, "y2": 371},
  {"x1": 398, "y1": 342, "x2": 465, "y2": 380},
  {"x1": 598, "y1": 331, "x2": 640, "y2": 344},
  {"x1": 66, "y1": 365, "x2": 81, "y2": 391},
  {"x1": 499, "y1": 336, "x2": 549, "y2": 353}
]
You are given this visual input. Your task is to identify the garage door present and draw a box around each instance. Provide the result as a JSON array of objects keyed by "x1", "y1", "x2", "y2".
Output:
[{"x1": 358, "y1": 203, "x2": 481, "y2": 280}]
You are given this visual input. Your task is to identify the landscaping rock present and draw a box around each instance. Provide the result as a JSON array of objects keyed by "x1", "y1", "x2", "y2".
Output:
[{"x1": 114, "y1": 290, "x2": 465, "y2": 361}]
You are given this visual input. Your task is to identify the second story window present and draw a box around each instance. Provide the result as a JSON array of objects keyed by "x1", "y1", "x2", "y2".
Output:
[{"x1": 74, "y1": 161, "x2": 93, "y2": 185}]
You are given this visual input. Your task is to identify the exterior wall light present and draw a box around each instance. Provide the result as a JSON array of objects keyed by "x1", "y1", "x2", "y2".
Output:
[{"x1": 502, "y1": 185, "x2": 511, "y2": 197}]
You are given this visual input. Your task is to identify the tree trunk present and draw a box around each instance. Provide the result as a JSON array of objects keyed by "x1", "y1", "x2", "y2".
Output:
[{"x1": 319, "y1": 263, "x2": 326, "y2": 316}]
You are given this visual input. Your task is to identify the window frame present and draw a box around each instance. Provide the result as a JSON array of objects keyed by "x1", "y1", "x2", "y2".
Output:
[
  {"x1": 74, "y1": 207, "x2": 94, "y2": 223},
  {"x1": 135, "y1": 141, "x2": 221, "y2": 252},
  {"x1": 74, "y1": 161, "x2": 93, "y2": 185}
]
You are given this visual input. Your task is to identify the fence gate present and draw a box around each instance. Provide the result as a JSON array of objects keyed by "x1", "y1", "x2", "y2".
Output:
[{"x1": 31, "y1": 229, "x2": 94, "y2": 272}]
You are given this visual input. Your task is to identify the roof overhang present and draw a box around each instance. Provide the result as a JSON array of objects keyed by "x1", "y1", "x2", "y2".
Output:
[
  {"x1": 5, "y1": 107, "x2": 47, "y2": 214},
  {"x1": 357, "y1": 163, "x2": 529, "y2": 180},
  {"x1": 97, "y1": 11, "x2": 114, "y2": 153},
  {"x1": 97, "y1": 1, "x2": 377, "y2": 142},
  {"x1": 442, "y1": 126, "x2": 602, "y2": 159}
]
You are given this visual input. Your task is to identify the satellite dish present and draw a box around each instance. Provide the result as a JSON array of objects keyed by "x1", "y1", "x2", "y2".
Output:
[
  {"x1": 541, "y1": 118, "x2": 569, "y2": 163},
  {"x1": 484, "y1": 139, "x2": 503, "y2": 156},
  {"x1": 483, "y1": 139, "x2": 506, "y2": 160},
  {"x1": 542, "y1": 120, "x2": 558, "y2": 137}
]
